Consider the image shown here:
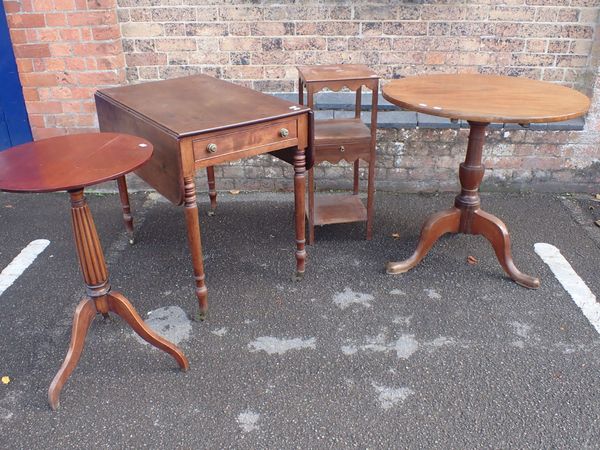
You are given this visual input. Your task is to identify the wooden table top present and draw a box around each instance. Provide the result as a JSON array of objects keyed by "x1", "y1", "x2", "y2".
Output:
[
  {"x1": 297, "y1": 64, "x2": 379, "y2": 83},
  {"x1": 382, "y1": 74, "x2": 591, "y2": 124},
  {"x1": 95, "y1": 74, "x2": 310, "y2": 138},
  {"x1": 0, "y1": 133, "x2": 152, "y2": 193}
]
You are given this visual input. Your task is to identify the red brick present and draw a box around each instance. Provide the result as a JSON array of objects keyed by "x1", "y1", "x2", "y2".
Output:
[
  {"x1": 16, "y1": 59, "x2": 33, "y2": 73},
  {"x1": 7, "y1": 13, "x2": 46, "y2": 28},
  {"x1": 25, "y1": 100, "x2": 63, "y2": 113},
  {"x1": 86, "y1": 0, "x2": 116, "y2": 9},
  {"x1": 80, "y1": 28, "x2": 92, "y2": 41},
  {"x1": 59, "y1": 29, "x2": 81, "y2": 41},
  {"x1": 36, "y1": 29, "x2": 61, "y2": 42},
  {"x1": 77, "y1": 70, "x2": 123, "y2": 86},
  {"x1": 28, "y1": 114, "x2": 45, "y2": 127},
  {"x1": 68, "y1": 10, "x2": 116, "y2": 27},
  {"x1": 65, "y1": 57, "x2": 87, "y2": 70},
  {"x1": 96, "y1": 55, "x2": 125, "y2": 70},
  {"x1": 92, "y1": 25, "x2": 121, "y2": 41},
  {"x1": 53, "y1": 0, "x2": 76, "y2": 10},
  {"x1": 45, "y1": 58, "x2": 67, "y2": 71},
  {"x1": 14, "y1": 43, "x2": 50, "y2": 58},
  {"x1": 23, "y1": 87, "x2": 40, "y2": 101},
  {"x1": 72, "y1": 41, "x2": 121, "y2": 56},
  {"x1": 4, "y1": 1, "x2": 22, "y2": 13},
  {"x1": 49, "y1": 43, "x2": 72, "y2": 56},
  {"x1": 45, "y1": 13, "x2": 67, "y2": 27},
  {"x1": 32, "y1": 0, "x2": 55, "y2": 12},
  {"x1": 9, "y1": 29, "x2": 28, "y2": 44}
]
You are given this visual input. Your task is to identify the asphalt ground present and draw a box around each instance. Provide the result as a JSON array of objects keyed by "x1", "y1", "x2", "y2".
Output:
[{"x1": 0, "y1": 188, "x2": 599, "y2": 449}]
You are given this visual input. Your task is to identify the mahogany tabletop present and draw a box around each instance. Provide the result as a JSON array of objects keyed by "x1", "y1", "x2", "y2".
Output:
[
  {"x1": 297, "y1": 64, "x2": 379, "y2": 83},
  {"x1": 95, "y1": 74, "x2": 310, "y2": 138},
  {"x1": 0, "y1": 133, "x2": 152, "y2": 193},
  {"x1": 382, "y1": 74, "x2": 591, "y2": 124}
]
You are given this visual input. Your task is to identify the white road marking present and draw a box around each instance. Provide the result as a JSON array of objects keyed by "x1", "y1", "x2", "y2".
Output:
[
  {"x1": 534, "y1": 243, "x2": 600, "y2": 335},
  {"x1": 0, "y1": 239, "x2": 50, "y2": 297}
]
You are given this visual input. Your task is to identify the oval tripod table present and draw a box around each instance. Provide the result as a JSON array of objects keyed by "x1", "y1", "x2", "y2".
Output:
[
  {"x1": 382, "y1": 74, "x2": 590, "y2": 288},
  {"x1": 0, "y1": 133, "x2": 189, "y2": 410}
]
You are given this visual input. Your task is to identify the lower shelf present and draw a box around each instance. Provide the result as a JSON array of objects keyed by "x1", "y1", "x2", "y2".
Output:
[{"x1": 308, "y1": 194, "x2": 367, "y2": 226}]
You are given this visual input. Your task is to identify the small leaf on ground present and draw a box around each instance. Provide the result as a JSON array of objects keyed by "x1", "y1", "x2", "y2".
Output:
[
  {"x1": 595, "y1": 219, "x2": 600, "y2": 228},
  {"x1": 391, "y1": 233, "x2": 400, "y2": 240},
  {"x1": 1, "y1": 376, "x2": 10, "y2": 385},
  {"x1": 467, "y1": 255, "x2": 478, "y2": 265},
  {"x1": 229, "y1": 190, "x2": 240, "y2": 195}
]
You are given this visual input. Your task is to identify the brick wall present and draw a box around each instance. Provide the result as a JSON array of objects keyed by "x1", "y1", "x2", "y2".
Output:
[
  {"x1": 119, "y1": 0, "x2": 597, "y2": 92},
  {"x1": 4, "y1": 0, "x2": 600, "y2": 191},
  {"x1": 4, "y1": 0, "x2": 124, "y2": 140}
]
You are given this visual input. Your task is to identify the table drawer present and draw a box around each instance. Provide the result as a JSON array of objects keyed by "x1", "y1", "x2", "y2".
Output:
[
  {"x1": 193, "y1": 119, "x2": 297, "y2": 162},
  {"x1": 314, "y1": 141, "x2": 371, "y2": 164}
]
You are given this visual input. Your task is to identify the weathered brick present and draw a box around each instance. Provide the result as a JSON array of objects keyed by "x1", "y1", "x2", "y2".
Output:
[
  {"x1": 354, "y1": 6, "x2": 395, "y2": 21},
  {"x1": 282, "y1": 37, "x2": 326, "y2": 51},
  {"x1": 155, "y1": 38, "x2": 197, "y2": 52},
  {"x1": 126, "y1": 52, "x2": 167, "y2": 66},
  {"x1": 490, "y1": 7, "x2": 536, "y2": 22},
  {"x1": 152, "y1": 8, "x2": 195, "y2": 22},
  {"x1": 121, "y1": 22, "x2": 164, "y2": 37},
  {"x1": 220, "y1": 37, "x2": 261, "y2": 51},
  {"x1": 251, "y1": 22, "x2": 293, "y2": 36},
  {"x1": 219, "y1": 6, "x2": 262, "y2": 22},
  {"x1": 383, "y1": 22, "x2": 427, "y2": 36},
  {"x1": 186, "y1": 23, "x2": 228, "y2": 37}
]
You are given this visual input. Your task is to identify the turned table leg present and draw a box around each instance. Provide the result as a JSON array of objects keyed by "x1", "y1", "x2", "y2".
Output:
[
  {"x1": 387, "y1": 121, "x2": 539, "y2": 289},
  {"x1": 116, "y1": 176, "x2": 135, "y2": 244},
  {"x1": 183, "y1": 176, "x2": 209, "y2": 319},
  {"x1": 206, "y1": 166, "x2": 217, "y2": 211},
  {"x1": 294, "y1": 147, "x2": 307, "y2": 279},
  {"x1": 48, "y1": 189, "x2": 189, "y2": 410}
]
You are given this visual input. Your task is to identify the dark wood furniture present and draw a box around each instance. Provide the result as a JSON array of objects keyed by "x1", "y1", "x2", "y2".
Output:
[
  {"x1": 95, "y1": 75, "x2": 312, "y2": 319},
  {"x1": 382, "y1": 74, "x2": 590, "y2": 288},
  {"x1": 298, "y1": 64, "x2": 379, "y2": 244},
  {"x1": 0, "y1": 133, "x2": 189, "y2": 410}
]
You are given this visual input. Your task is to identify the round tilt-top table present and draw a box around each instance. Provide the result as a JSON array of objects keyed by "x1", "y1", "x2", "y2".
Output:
[
  {"x1": 0, "y1": 133, "x2": 189, "y2": 410},
  {"x1": 382, "y1": 74, "x2": 590, "y2": 288}
]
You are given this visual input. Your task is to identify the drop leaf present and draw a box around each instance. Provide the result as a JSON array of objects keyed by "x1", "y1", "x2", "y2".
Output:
[{"x1": 1, "y1": 376, "x2": 10, "y2": 385}]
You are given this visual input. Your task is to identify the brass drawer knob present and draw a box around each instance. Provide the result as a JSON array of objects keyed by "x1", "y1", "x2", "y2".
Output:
[
  {"x1": 279, "y1": 128, "x2": 289, "y2": 138},
  {"x1": 206, "y1": 143, "x2": 217, "y2": 153},
  {"x1": 339, "y1": 145, "x2": 345, "y2": 152}
]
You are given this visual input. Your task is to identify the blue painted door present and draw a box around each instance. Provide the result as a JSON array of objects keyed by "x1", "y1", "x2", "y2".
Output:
[{"x1": 0, "y1": 2, "x2": 32, "y2": 150}]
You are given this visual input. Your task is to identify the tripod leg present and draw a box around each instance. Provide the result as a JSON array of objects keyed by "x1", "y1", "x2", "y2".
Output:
[
  {"x1": 387, "y1": 207, "x2": 461, "y2": 274},
  {"x1": 48, "y1": 298, "x2": 97, "y2": 411},
  {"x1": 107, "y1": 291, "x2": 190, "y2": 370},
  {"x1": 472, "y1": 209, "x2": 540, "y2": 289}
]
